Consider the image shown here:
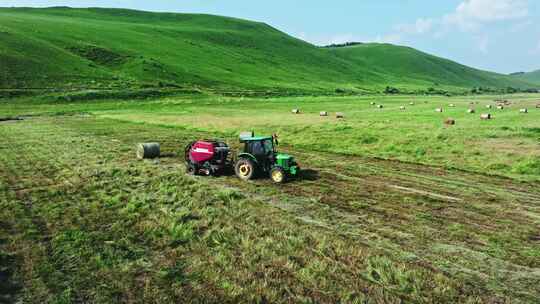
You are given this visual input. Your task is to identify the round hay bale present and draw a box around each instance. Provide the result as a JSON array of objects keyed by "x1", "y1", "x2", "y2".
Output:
[
  {"x1": 137, "y1": 143, "x2": 160, "y2": 159},
  {"x1": 497, "y1": 105, "x2": 504, "y2": 110},
  {"x1": 536, "y1": 104, "x2": 540, "y2": 109},
  {"x1": 336, "y1": 112, "x2": 345, "y2": 119},
  {"x1": 409, "y1": 102, "x2": 415, "y2": 105},
  {"x1": 486, "y1": 105, "x2": 492, "y2": 109},
  {"x1": 320, "y1": 111, "x2": 328, "y2": 117},
  {"x1": 467, "y1": 109, "x2": 476, "y2": 114},
  {"x1": 400, "y1": 106, "x2": 406, "y2": 110},
  {"x1": 444, "y1": 118, "x2": 456, "y2": 125},
  {"x1": 480, "y1": 113, "x2": 492, "y2": 120},
  {"x1": 291, "y1": 109, "x2": 300, "y2": 114},
  {"x1": 370, "y1": 102, "x2": 376, "y2": 105},
  {"x1": 377, "y1": 105, "x2": 383, "y2": 109},
  {"x1": 435, "y1": 108, "x2": 443, "y2": 113},
  {"x1": 449, "y1": 104, "x2": 455, "y2": 107},
  {"x1": 520, "y1": 108, "x2": 528, "y2": 113}
]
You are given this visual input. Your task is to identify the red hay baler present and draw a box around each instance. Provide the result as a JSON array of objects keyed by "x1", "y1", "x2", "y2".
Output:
[{"x1": 184, "y1": 140, "x2": 231, "y2": 176}]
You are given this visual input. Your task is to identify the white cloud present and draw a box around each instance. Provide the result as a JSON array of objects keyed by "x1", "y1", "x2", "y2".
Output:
[
  {"x1": 531, "y1": 40, "x2": 540, "y2": 54},
  {"x1": 477, "y1": 36, "x2": 490, "y2": 54},
  {"x1": 443, "y1": 0, "x2": 528, "y2": 31},
  {"x1": 396, "y1": 18, "x2": 434, "y2": 35},
  {"x1": 298, "y1": 0, "x2": 529, "y2": 48},
  {"x1": 454, "y1": 0, "x2": 528, "y2": 22},
  {"x1": 394, "y1": 0, "x2": 529, "y2": 37}
]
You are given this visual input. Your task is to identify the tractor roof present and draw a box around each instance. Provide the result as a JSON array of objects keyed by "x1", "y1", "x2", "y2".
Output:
[{"x1": 240, "y1": 136, "x2": 272, "y2": 141}]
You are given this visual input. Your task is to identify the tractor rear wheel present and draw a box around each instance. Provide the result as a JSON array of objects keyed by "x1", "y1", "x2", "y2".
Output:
[
  {"x1": 270, "y1": 167, "x2": 286, "y2": 183},
  {"x1": 235, "y1": 158, "x2": 255, "y2": 181}
]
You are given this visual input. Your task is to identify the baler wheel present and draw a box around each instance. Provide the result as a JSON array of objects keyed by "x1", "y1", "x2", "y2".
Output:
[
  {"x1": 235, "y1": 159, "x2": 255, "y2": 180},
  {"x1": 186, "y1": 163, "x2": 196, "y2": 175}
]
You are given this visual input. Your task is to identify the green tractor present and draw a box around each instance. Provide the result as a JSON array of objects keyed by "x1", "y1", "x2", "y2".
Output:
[{"x1": 235, "y1": 132, "x2": 299, "y2": 183}]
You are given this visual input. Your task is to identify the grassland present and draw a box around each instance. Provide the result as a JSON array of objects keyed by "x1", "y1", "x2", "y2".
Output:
[
  {"x1": 1, "y1": 93, "x2": 539, "y2": 303},
  {"x1": 0, "y1": 7, "x2": 536, "y2": 93},
  {"x1": 512, "y1": 70, "x2": 540, "y2": 86}
]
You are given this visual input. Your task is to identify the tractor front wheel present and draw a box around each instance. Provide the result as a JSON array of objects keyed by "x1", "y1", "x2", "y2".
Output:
[
  {"x1": 270, "y1": 167, "x2": 286, "y2": 183},
  {"x1": 235, "y1": 158, "x2": 255, "y2": 181}
]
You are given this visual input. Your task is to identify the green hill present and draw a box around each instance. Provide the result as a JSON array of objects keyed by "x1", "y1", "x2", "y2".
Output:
[
  {"x1": 511, "y1": 70, "x2": 540, "y2": 85},
  {"x1": 0, "y1": 7, "x2": 535, "y2": 93},
  {"x1": 325, "y1": 43, "x2": 526, "y2": 89}
]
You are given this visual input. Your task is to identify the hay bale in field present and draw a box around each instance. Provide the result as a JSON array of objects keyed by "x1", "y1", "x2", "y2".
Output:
[
  {"x1": 320, "y1": 111, "x2": 328, "y2": 116},
  {"x1": 400, "y1": 106, "x2": 406, "y2": 110},
  {"x1": 497, "y1": 105, "x2": 504, "y2": 110},
  {"x1": 520, "y1": 108, "x2": 528, "y2": 113},
  {"x1": 370, "y1": 102, "x2": 376, "y2": 105},
  {"x1": 435, "y1": 108, "x2": 443, "y2": 113},
  {"x1": 136, "y1": 143, "x2": 160, "y2": 159},
  {"x1": 336, "y1": 112, "x2": 345, "y2": 119},
  {"x1": 409, "y1": 102, "x2": 415, "y2": 105},
  {"x1": 486, "y1": 105, "x2": 492, "y2": 109},
  {"x1": 536, "y1": 104, "x2": 540, "y2": 108},
  {"x1": 444, "y1": 118, "x2": 456, "y2": 125},
  {"x1": 467, "y1": 109, "x2": 476, "y2": 114},
  {"x1": 480, "y1": 113, "x2": 492, "y2": 120},
  {"x1": 377, "y1": 105, "x2": 383, "y2": 109},
  {"x1": 449, "y1": 104, "x2": 455, "y2": 107},
  {"x1": 291, "y1": 109, "x2": 300, "y2": 114}
]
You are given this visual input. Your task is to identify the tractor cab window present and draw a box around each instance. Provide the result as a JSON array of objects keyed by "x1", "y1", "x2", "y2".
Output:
[
  {"x1": 263, "y1": 139, "x2": 274, "y2": 154},
  {"x1": 249, "y1": 141, "x2": 265, "y2": 156}
]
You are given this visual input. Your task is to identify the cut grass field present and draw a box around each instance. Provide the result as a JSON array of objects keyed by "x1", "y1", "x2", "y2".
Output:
[{"x1": 1, "y1": 93, "x2": 540, "y2": 303}]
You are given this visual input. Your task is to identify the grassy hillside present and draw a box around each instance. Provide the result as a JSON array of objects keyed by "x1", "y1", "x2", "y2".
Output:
[
  {"x1": 512, "y1": 70, "x2": 540, "y2": 85},
  {"x1": 326, "y1": 43, "x2": 525, "y2": 89},
  {"x1": 0, "y1": 7, "x2": 535, "y2": 93}
]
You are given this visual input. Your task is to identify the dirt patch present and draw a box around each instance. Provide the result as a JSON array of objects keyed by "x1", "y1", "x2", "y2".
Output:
[
  {"x1": 67, "y1": 45, "x2": 129, "y2": 66},
  {"x1": 0, "y1": 116, "x2": 24, "y2": 123},
  {"x1": 479, "y1": 138, "x2": 540, "y2": 157}
]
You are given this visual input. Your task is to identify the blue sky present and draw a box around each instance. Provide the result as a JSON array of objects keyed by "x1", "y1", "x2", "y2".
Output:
[{"x1": 2, "y1": 0, "x2": 539, "y2": 73}]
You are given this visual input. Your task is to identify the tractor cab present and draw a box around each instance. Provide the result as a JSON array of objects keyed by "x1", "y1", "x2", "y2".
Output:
[
  {"x1": 241, "y1": 136, "x2": 275, "y2": 167},
  {"x1": 235, "y1": 132, "x2": 299, "y2": 183}
]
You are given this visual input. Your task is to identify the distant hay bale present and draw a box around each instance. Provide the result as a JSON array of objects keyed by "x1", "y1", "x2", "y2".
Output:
[
  {"x1": 449, "y1": 104, "x2": 455, "y2": 107},
  {"x1": 377, "y1": 105, "x2": 383, "y2": 109},
  {"x1": 320, "y1": 111, "x2": 328, "y2": 116},
  {"x1": 536, "y1": 104, "x2": 540, "y2": 108},
  {"x1": 480, "y1": 113, "x2": 492, "y2": 120},
  {"x1": 291, "y1": 109, "x2": 300, "y2": 114},
  {"x1": 409, "y1": 102, "x2": 415, "y2": 105},
  {"x1": 467, "y1": 109, "x2": 476, "y2": 114},
  {"x1": 519, "y1": 108, "x2": 528, "y2": 113},
  {"x1": 370, "y1": 102, "x2": 376, "y2": 105},
  {"x1": 137, "y1": 143, "x2": 160, "y2": 159},
  {"x1": 444, "y1": 118, "x2": 456, "y2": 125},
  {"x1": 336, "y1": 112, "x2": 345, "y2": 119},
  {"x1": 497, "y1": 105, "x2": 504, "y2": 110},
  {"x1": 486, "y1": 105, "x2": 492, "y2": 109},
  {"x1": 435, "y1": 108, "x2": 443, "y2": 113},
  {"x1": 400, "y1": 106, "x2": 406, "y2": 110}
]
